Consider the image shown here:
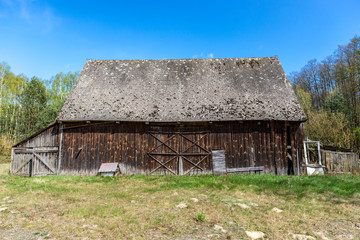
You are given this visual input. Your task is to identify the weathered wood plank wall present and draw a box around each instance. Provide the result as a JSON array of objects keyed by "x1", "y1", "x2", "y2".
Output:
[
  {"x1": 11, "y1": 124, "x2": 59, "y2": 176},
  {"x1": 321, "y1": 150, "x2": 360, "y2": 174},
  {"x1": 59, "y1": 121, "x2": 304, "y2": 175}
]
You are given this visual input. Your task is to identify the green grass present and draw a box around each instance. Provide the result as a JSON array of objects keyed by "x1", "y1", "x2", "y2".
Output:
[
  {"x1": 3, "y1": 172, "x2": 360, "y2": 199},
  {"x1": 0, "y1": 163, "x2": 360, "y2": 239}
]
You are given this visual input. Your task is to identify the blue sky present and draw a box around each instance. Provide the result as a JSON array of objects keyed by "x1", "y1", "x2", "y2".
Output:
[{"x1": 0, "y1": 0, "x2": 360, "y2": 80}]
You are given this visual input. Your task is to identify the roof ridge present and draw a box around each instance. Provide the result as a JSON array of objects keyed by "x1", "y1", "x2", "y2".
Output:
[{"x1": 86, "y1": 57, "x2": 279, "y2": 63}]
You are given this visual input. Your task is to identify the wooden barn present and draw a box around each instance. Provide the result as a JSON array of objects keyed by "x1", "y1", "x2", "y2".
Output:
[{"x1": 11, "y1": 57, "x2": 307, "y2": 176}]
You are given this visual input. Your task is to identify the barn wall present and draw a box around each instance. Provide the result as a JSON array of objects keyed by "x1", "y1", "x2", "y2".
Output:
[
  {"x1": 14, "y1": 124, "x2": 59, "y2": 148},
  {"x1": 59, "y1": 121, "x2": 304, "y2": 175}
]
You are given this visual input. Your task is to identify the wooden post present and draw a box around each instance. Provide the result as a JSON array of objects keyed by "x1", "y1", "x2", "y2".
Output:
[
  {"x1": 317, "y1": 142, "x2": 322, "y2": 165},
  {"x1": 303, "y1": 141, "x2": 308, "y2": 165},
  {"x1": 178, "y1": 156, "x2": 183, "y2": 175},
  {"x1": 297, "y1": 149, "x2": 300, "y2": 175},
  {"x1": 29, "y1": 158, "x2": 33, "y2": 177},
  {"x1": 58, "y1": 122, "x2": 63, "y2": 174},
  {"x1": 10, "y1": 147, "x2": 14, "y2": 174}
]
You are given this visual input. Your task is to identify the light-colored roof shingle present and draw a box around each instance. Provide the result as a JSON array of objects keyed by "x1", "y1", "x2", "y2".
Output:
[{"x1": 57, "y1": 57, "x2": 306, "y2": 122}]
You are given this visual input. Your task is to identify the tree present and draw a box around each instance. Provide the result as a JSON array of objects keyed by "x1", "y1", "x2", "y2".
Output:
[
  {"x1": 290, "y1": 35, "x2": 360, "y2": 150},
  {"x1": 18, "y1": 77, "x2": 49, "y2": 138}
]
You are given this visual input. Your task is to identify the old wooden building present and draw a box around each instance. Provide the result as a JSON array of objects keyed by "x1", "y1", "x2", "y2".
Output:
[{"x1": 11, "y1": 57, "x2": 306, "y2": 176}]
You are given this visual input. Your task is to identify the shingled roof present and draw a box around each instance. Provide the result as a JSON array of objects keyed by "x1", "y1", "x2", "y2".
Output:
[{"x1": 57, "y1": 57, "x2": 306, "y2": 122}]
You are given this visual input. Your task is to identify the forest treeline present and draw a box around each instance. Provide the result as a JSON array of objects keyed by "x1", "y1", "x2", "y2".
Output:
[
  {"x1": 290, "y1": 35, "x2": 360, "y2": 150},
  {"x1": 0, "y1": 64, "x2": 77, "y2": 160}
]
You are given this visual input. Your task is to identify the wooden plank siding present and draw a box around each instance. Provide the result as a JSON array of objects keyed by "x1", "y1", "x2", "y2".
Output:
[
  {"x1": 59, "y1": 121, "x2": 305, "y2": 175},
  {"x1": 11, "y1": 124, "x2": 59, "y2": 176}
]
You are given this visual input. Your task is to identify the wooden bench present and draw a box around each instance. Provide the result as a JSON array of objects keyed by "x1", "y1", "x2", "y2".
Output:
[{"x1": 226, "y1": 166, "x2": 264, "y2": 174}]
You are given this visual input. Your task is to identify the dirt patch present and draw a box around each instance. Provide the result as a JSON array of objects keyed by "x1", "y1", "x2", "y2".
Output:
[{"x1": 0, "y1": 229, "x2": 44, "y2": 240}]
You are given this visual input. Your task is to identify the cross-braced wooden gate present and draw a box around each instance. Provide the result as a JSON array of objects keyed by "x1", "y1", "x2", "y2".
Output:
[
  {"x1": 11, "y1": 147, "x2": 58, "y2": 176},
  {"x1": 147, "y1": 132, "x2": 211, "y2": 175}
]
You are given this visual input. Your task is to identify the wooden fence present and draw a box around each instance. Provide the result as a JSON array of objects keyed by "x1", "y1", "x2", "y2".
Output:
[{"x1": 321, "y1": 150, "x2": 359, "y2": 174}]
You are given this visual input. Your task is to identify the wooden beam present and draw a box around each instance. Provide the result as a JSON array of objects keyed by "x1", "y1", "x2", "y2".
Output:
[
  {"x1": 147, "y1": 154, "x2": 176, "y2": 175},
  {"x1": 227, "y1": 166, "x2": 264, "y2": 173},
  {"x1": 11, "y1": 147, "x2": 14, "y2": 174},
  {"x1": 148, "y1": 133, "x2": 179, "y2": 154},
  {"x1": 149, "y1": 155, "x2": 178, "y2": 174},
  {"x1": 14, "y1": 148, "x2": 58, "y2": 154},
  {"x1": 183, "y1": 155, "x2": 208, "y2": 175},
  {"x1": 33, "y1": 152, "x2": 56, "y2": 173},
  {"x1": 14, "y1": 159, "x2": 32, "y2": 173},
  {"x1": 181, "y1": 133, "x2": 209, "y2": 153},
  {"x1": 180, "y1": 134, "x2": 211, "y2": 154},
  {"x1": 148, "y1": 153, "x2": 209, "y2": 156},
  {"x1": 58, "y1": 123, "x2": 63, "y2": 174}
]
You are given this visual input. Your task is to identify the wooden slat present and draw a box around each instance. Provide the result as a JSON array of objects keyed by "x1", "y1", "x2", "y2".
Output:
[
  {"x1": 148, "y1": 153, "x2": 209, "y2": 156},
  {"x1": 149, "y1": 155, "x2": 178, "y2": 174},
  {"x1": 227, "y1": 166, "x2": 264, "y2": 173},
  {"x1": 14, "y1": 158, "x2": 32, "y2": 173},
  {"x1": 147, "y1": 154, "x2": 176, "y2": 175},
  {"x1": 33, "y1": 152, "x2": 56, "y2": 173}
]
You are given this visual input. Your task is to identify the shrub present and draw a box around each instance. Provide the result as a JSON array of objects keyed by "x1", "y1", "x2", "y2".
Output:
[{"x1": 196, "y1": 213, "x2": 205, "y2": 222}]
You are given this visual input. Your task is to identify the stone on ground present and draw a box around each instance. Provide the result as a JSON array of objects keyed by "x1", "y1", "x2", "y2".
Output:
[
  {"x1": 190, "y1": 198, "x2": 199, "y2": 202},
  {"x1": 292, "y1": 234, "x2": 316, "y2": 240},
  {"x1": 0, "y1": 207, "x2": 8, "y2": 212},
  {"x1": 248, "y1": 202, "x2": 259, "y2": 207},
  {"x1": 314, "y1": 232, "x2": 331, "y2": 240},
  {"x1": 214, "y1": 224, "x2": 227, "y2": 233},
  {"x1": 245, "y1": 231, "x2": 265, "y2": 239},
  {"x1": 234, "y1": 203, "x2": 250, "y2": 209},
  {"x1": 176, "y1": 203, "x2": 187, "y2": 209},
  {"x1": 271, "y1": 207, "x2": 283, "y2": 213}
]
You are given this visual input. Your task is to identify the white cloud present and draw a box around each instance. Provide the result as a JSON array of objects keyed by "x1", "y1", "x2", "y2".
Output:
[
  {"x1": 1, "y1": 0, "x2": 60, "y2": 33},
  {"x1": 192, "y1": 52, "x2": 214, "y2": 59}
]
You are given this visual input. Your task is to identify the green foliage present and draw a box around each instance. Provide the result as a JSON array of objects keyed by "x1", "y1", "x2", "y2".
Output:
[
  {"x1": 294, "y1": 86, "x2": 312, "y2": 117},
  {"x1": 291, "y1": 35, "x2": 360, "y2": 150},
  {"x1": 196, "y1": 213, "x2": 205, "y2": 222},
  {"x1": 0, "y1": 134, "x2": 15, "y2": 162},
  {"x1": 0, "y1": 61, "x2": 78, "y2": 157},
  {"x1": 305, "y1": 110, "x2": 351, "y2": 148},
  {"x1": 18, "y1": 77, "x2": 49, "y2": 137},
  {"x1": 354, "y1": 127, "x2": 360, "y2": 148}
]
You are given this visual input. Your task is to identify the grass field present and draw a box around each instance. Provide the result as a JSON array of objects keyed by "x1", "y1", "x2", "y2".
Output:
[{"x1": 0, "y1": 163, "x2": 360, "y2": 240}]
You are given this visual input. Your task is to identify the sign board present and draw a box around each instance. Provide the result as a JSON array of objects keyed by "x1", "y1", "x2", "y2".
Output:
[{"x1": 212, "y1": 150, "x2": 226, "y2": 176}]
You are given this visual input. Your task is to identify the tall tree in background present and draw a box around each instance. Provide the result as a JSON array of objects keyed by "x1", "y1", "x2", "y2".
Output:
[
  {"x1": 291, "y1": 35, "x2": 360, "y2": 150},
  {"x1": 334, "y1": 36, "x2": 360, "y2": 125},
  {"x1": 0, "y1": 63, "x2": 26, "y2": 137},
  {"x1": 0, "y1": 62, "x2": 78, "y2": 142},
  {"x1": 18, "y1": 77, "x2": 48, "y2": 137}
]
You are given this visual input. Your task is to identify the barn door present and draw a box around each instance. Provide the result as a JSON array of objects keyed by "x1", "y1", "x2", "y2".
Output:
[
  {"x1": 11, "y1": 147, "x2": 58, "y2": 176},
  {"x1": 147, "y1": 132, "x2": 211, "y2": 175},
  {"x1": 179, "y1": 132, "x2": 211, "y2": 175},
  {"x1": 147, "y1": 132, "x2": 179, "y2": 175}
]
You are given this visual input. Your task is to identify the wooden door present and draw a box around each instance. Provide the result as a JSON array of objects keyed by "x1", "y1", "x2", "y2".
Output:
[
  {"x1": 179, "y1": 132, "x2": 211, "y2": 175},
  {"x1": 147, "y1": 132, "x2": 211, "y2": 175},
  {"x1": 11, "y1": 147, "x2": 58, "y2": 176}
]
